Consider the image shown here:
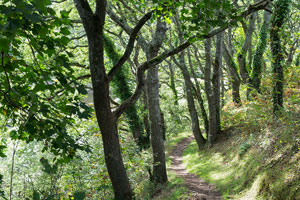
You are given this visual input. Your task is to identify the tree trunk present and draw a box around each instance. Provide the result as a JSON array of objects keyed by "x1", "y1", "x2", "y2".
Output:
[
  {"x1": 74, "y1": 1, "x2": 133, "y2": 198},
  {"x1": 173, "y1": 52, "x2": 206, "y2": 148},
  {"x1": 167, "y1": 61, "x2": 179, "y2": 105},
  {"x1": 205, "y1": 31, "x2": 223, "y2": 144},
  {"x1": 91, "y1": 35, "x2": 133, "y2": 200},
  {"x1": 142, "y1": 88, "x2": 151, "y2": 147},
  {"x1": 174, "y1": 12, "x2": 206, "y2": 148},
  {"x1": 212, "y1": 32, "x2": 223, "y2": 136},
  {"x1": 182, "y1": 70, "x2": 206, "y2": 148},
  {"x1": 270, "y1": 0, "x2": 291, "y2": 116},
  {"x1": 103, "y1": 34, "x2": 146, "y2": 149},
  {"x1": 221, "y1": 67, "x2": 225, "y2": 107},
  {"x1": 251, "y1": 6, "x2": 272, "y2": 92},
  {"x1": 223, "y1": 42, "x2": 241, "y2": 105},
  {"x1": 146, "y1": 19, "x2": 168, "y2": 184},
  {"x1": 187, "y1": 48, "x2": 209, "y2": 135},
  {"x1": 204, "y1": 38, "x2": 218, "y2": 144}
]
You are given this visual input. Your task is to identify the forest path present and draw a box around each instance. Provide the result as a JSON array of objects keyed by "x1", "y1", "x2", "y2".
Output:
[{"x1": 170, "y1": 136, "x2": 222, "y2": 200}]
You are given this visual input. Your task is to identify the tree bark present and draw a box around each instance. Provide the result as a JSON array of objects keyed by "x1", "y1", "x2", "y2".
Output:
[
  {"x1": 270, "y1": 0, "x2": 291, "y2": 116},
  {"x1": 204, "y1": 38, "x2": 218, "y2": 144},
  {"x1": 167, "y1": 60, "x2": 179, "y2": 105},
  {"x1": 251, "y1": 6, "x2": 272, "y2": 92},
  {"x1": 174, "y1": 12, "x2": 206, "y2": 148},
  {"x1": 187, "y1": 48, "x2": 209, "y2": 135},
  {"x1": 204, "y1": 30, "x2": 224, "y2": 145},
  {"x1": 238, "y1": 12, "x2": 256, "y2": 85},
  {"x1": 212, "y1": 32, "x2": 224, "y2": 137},
  {"x1": 103, "y1": 34, "x2": 146, "y2": 148},
  {"x1": 73, "y1": 1, "x2": 133, "y2": 198},
  {"x1": 181, "y1": 65, "x2": 206, "y2": 148},
  {"x1": 146, "y1": 19, "x2": 168, "y2": 184},
  {"x1": 223, "y1": 42, "x2": 241, "y2": 105}
]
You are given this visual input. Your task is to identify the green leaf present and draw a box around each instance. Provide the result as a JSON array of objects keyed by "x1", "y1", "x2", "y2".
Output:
[
  {"x1": 77, "y1": 85, "x2": 88, "y2": 95},
  {"x1": 33, "y1": 190, "x2": 40, "y2": 200},
  {"x1": 74, "y1": 191, "x2": 85, "y2": 200},
  {"x1": 0, "y1": 38, "x2": 10, "y2": 52},
  {"x1": 60, "y1": 27, "x2": 71, "y2": 35},
  {"x1": 0, "y1": 145, "x2": 6, "y2": 158}
]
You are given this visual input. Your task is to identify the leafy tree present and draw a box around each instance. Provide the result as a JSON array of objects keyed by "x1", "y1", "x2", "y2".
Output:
[
  {"x1": 0, "y1": 0, "x2": 92, "y2": 197},
  {"x1": 0, "y1": 0, "x2": 273, "y2": 198}
]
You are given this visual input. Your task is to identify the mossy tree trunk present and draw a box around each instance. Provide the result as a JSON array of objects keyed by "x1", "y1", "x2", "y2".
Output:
[
  {"x1": 251, "y1": 6, "x2": 272, "y2": 93},
  {"x1": 270, "y1": 0, "x2": 291, "y2": 116},
  {"x1": 223, "y1": 42, "x2": 241, "y2": 106},
  {"x1": 103, "y1": 35, "x2": 148, "y2": 149}
]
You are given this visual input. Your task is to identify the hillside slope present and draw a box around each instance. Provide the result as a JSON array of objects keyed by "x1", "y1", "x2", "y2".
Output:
[{"x1": 182, "y1": 102, "x2": 300, "y2": 199}]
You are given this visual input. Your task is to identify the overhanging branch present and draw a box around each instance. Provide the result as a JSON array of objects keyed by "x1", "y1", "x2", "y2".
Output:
[
  {"x1": 107, "y1": 10, "x2": 154, "y2": 82},
  {"x1": 112, "y1": 0, "x2": 270, "y2": 119}
]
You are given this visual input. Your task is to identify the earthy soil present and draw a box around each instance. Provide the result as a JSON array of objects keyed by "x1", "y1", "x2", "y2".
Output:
[{"x1": 170, "y1": 136, "x2": 222, "y2": 200}]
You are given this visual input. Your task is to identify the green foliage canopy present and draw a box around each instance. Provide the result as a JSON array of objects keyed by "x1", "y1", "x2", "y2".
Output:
[{"x1": 0, "y1": 0, "x2": 92, "y2": 162}]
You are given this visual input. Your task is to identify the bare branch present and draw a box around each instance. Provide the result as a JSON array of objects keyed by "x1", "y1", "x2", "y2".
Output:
[
  {"x1": 107, "y1": 10, "x2": 154, "y2": 82},
  {"x1": 69, "y1": 44, "x2": 88, "y2": 49},
  {"x1": 70, "y1": 62, "x2": 88, "y2": 69},
  {"x1": 76, "y1": 74, "x2": 91, "y2": 80},
  {"x1": 70, "y1": 34, "x2": 86, "y2": 40},
  {"x1": 107, "y1": 8, "x2": 149, "y2": 51},
  {"x1": 113, "y1": 40, "x2": 191, "y2": 118}
]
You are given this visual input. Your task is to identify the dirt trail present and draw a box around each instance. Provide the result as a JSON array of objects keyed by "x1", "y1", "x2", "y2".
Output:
[{"x1": 170, "y1": 136, "x2": 222, "y2": 200}]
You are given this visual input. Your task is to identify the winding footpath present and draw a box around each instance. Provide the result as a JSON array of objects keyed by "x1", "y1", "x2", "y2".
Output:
[{"x1": 170, "y1": 136, "x2": 222, "y2": 200}]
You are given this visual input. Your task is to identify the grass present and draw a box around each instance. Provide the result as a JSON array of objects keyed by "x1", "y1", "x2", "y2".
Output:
[
  {"x1": 181, "y1": 101, "x2": 300, "y2": 199},
  {"x1": 152, "y1": 132, "x2": 192, "y2": 200}
]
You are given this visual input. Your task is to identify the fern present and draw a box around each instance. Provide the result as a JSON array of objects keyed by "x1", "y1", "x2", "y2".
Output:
[{"x1": 238, "y1": 142, "x2": 251, "y2": 157}]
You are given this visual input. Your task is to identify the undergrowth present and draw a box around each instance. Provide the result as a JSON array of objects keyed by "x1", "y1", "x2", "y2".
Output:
[{"x1": 182, "y1": 98, "x2": 300, "y2": 199}]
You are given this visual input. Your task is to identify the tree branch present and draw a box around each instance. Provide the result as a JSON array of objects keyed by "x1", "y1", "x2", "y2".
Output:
[
  {"x1": 76, "y1": 74, "x2": 91, "y2": 80},
  {"x1": 70, "y1": 62, "x2": 88, "y2": 69},
  {"x1": 107, "y1": 8, "x2": 149, "y2": 51},
  {"x1": 73, "y1": 0, "x2": 93, "y2": 20},
  {"x1": 112, "y1": 1, "x2": 270, "y2": 119},
  {"x1": 113, "y1": 40, "x2": 191, "y2": 118},
  {"x1": 107, "y1": 10, "x2": 154, "y2": 82}
]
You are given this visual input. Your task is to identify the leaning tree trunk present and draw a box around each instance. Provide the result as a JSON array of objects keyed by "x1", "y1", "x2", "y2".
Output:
[
  {"x1": 174, "y1": 13, "x2": 206, "y2": 148},
  {"x1": 187, "y1": 48, "x2": 209, "y2": 135},
  {"x1": 146, "y1": 19, "x2": 168, "y2": 184},
  {"x1": 223, "y1": 42, "x2": 241, "y2": 105},
  {"x1": 238, "y1": 11, "x2": 256, "y2": 86},
  {"x1": 180, "y1": 64, "x2": 206, "y2": 148},
  {"x1": 173, "y1": 53, "x2": 206, "y2": 148},
  {"x1": 270, "y1": 0, "x2": 291, "y2": 116},
  {"x1": 74, "y1": 1, "x2": 133, "y2": 199}
]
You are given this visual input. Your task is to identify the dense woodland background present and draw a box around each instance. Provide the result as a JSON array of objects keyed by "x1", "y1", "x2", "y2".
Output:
[{"x1": 0, "y1": 0, "x2": 300, "y2": 199}]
